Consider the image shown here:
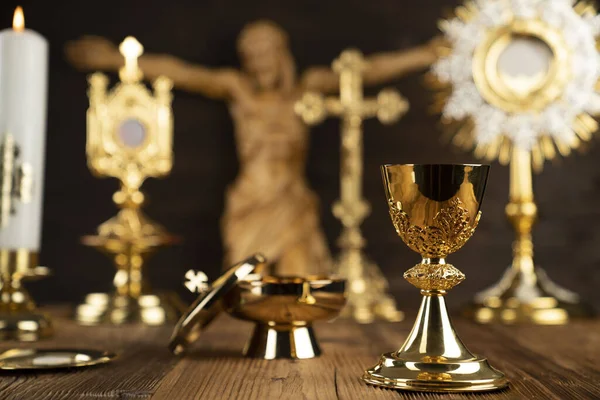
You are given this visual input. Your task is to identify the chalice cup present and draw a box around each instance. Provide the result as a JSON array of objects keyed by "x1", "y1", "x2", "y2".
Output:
[{"x1": 363, "y1": 164, "x2": 508, "y2": 392}]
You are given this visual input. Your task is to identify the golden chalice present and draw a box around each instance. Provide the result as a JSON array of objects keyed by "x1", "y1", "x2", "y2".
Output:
[
  {"x1": 223, "y1": 276, "x2": 346, "y2": 360},
  {"x1": 364, "y1": 164, "x2": 508, "y2": 392}
]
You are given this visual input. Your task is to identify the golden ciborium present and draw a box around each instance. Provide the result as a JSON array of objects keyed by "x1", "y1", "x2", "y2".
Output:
[
  {"x1": 75, "y1": 37, "x2": 184, "y2": 325},
  {"x1": 170, "y1": 254, "x2": 346, "y2": 360},
  {"x1": 364, "y1": 164, "x2": 508, "y2": 392},
  {"x1": 223, "y1": 276, "x2": 346, "y2": 359}
]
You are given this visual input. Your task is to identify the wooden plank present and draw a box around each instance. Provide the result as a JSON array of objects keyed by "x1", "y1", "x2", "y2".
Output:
[
  {"x1": 0, "y1": 308, "x2": 179, "y2": 400},
  {"x1": 153, "y1": 315, "x2": 402, "y2": 400},
  {"x1": 489, "y1": 322, "x2": 600, "y2": 400},
  {"x1": 0, "y1": 307, "x2": 599, "y2": 399}
]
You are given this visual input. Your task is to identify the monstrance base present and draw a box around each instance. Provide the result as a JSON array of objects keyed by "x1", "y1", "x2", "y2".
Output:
[
  {"x1": 464, "y1": 266, "x2": 594, "y2": 325},
  {"x1": 337, "y1": 251, "x2": 404, "y2": 324},
  {"x1": 363, "y1": 352, "x2": 508, "y2": 392},
  {"x1": 75, "y1": 292, "x2": 185, "y2": 326},
  {"x1": 244, "y1": 324, "x2": 320, "y2": 360},
  {"x1": 0, "y1": 310, "x2": 53, "y2": 341}
]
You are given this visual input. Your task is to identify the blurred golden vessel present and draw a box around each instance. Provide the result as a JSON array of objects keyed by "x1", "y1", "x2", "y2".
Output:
[
  {"x1": 169, "y1": 254, "x2": 345, "y2": 360},
  {"x1": 224, "y1": 276, "x2": 346, "y2": 359}
]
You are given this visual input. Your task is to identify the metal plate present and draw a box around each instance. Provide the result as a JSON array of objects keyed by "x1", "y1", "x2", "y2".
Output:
[{"x1": 0, "y1": 348, "x2": 116, "y2": 371}]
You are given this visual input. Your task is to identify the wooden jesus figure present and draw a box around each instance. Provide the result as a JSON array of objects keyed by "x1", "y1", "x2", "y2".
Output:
[{"x1": 66, "y1": 20, "x2": 436, "y2": 276}]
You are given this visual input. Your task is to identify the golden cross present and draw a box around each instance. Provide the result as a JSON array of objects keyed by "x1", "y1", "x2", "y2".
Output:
[
  {"x1": 119, "y1": 36, "x2": 144, "y2": 83},
  {"x1": 296, "y1": 49, "x2": 408, "y2": 240},
  {"x1": 295, "y1": 48, "x2": 408, "y2": 323}
]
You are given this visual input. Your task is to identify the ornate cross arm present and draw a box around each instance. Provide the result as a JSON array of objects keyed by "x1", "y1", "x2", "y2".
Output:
[
  {"x1": 301, "y1": 40, "x2": 438, "y2": 94},
  {"x1": 296, "y1": 49, "x2": 408, "y2": 126}
]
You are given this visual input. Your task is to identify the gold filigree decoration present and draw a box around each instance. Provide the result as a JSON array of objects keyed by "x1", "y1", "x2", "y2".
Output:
[
  {"x1": 388, "y1": 198, "x2": 480, "y2": 258},
  {"x1": 404, "y1": 263, "x2": 465, "y2": 291}
]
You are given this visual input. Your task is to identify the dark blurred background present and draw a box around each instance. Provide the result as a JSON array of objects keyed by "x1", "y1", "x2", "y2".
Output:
[{"x1": 2, "y1": 0, "x2": 599, "y2": 311}]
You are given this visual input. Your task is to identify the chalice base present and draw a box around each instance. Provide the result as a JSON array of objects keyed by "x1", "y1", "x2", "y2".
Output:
[
  {"x1": 75, "y1": 292, "x2": 185, "y2": 326},
  {"x1": 464, "y1": 266, "x2": 594, "y2": 325},
  {"x1": 0, "y1": 311, "x2": 53, "y2": 341},
  {"x1": 363, "y1": 352, "x2": 507, "y2": 392},
  {"x1": 337, "y1": 250, "x2": 404, "y2": 324},
  {"x1": 243, "y1": 323, "x2": 320, "y2": 360},
  {"x1": 364, "y1": 294, "x2": 508, "y2": 392}
]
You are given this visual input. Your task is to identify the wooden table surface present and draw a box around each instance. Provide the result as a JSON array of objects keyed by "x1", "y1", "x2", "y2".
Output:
[{"x1": 0, "y1": 307, "x2": 598, "y2": 400}]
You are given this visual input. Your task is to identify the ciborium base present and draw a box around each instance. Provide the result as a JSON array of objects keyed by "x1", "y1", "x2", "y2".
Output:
[
  {"x1": 224, "y1": 276, "x2": 346, "y2": 359},
  {"x1": 0, "y1": 311, "x2": 53, "y2": 342},
  {"x1": 364, "y1": 293, "x2": 508, "y2": 393},
  {"x1": 75, "y1": 292, "x2": 184, "y2": 326},
  {"x1": 244, "y1": 324, "x2": 320, "y2": 360},
  {"x1": 465, "y1": 266, "x2": 594, "y2": 325}
]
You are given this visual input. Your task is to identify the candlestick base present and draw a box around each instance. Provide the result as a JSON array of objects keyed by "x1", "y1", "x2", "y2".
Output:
[
  {"x1": 77, "y1": 209, "x2": 185, "y2": 326},
  {"x1": 75, "y1": 292, "x2": 185, "y2": 326},
  {"x1": 337, "y1": 248, "x2": 403, "y2": 324},
  {"x1": 0, "y1": 251, "x2": 53, "y2": 341},
  {"x1": 0, "y1": 311, "x2": 53, "y2": 342},
  {"x1": 463, "y1": 266, "x2": 594, "y2": 325}
]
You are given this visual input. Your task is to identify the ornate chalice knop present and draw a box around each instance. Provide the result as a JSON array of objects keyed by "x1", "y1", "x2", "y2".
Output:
[{"x1": 364, "y1": 164, "x2": 507, "y2": 392}]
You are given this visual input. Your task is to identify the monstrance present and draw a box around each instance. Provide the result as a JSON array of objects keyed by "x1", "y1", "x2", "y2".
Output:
[
  {"x1": 75, "y1": 37, "x2": 184, "y2": 325},
  {"x1": 296, "y1": 49, "x2": 408, "y2": 323},
  {"x1": 430, "y1": 0, "x2": 599, "y2": 324}
]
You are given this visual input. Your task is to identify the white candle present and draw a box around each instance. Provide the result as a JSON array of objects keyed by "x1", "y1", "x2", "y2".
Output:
[{"x1": 0, "y1": 7, "x2": 48, "y2": 252}]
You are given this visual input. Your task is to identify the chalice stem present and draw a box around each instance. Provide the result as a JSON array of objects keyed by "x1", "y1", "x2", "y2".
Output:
[{"x1": 399, "y1": 290, "x2": 473, "y2": 361}]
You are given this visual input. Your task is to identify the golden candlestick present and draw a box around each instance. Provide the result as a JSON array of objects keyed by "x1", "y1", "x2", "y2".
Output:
[
  {"x1": 364, "y1": 164, "x2": 507, "y2": 392},
  {"x1": 75, "y1": 37, "x2": 184, "y2": 325},
  {"x1": 296, "y1": 49, "x2": 408, "y2": 323},
  {"x1": 0, "y1": 134, "x2": 52, "y2": 341}
]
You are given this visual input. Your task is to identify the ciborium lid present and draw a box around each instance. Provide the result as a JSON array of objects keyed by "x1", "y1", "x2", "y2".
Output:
[{"x1": 168, "y1": 254, "x2": 266, "y2": 355}]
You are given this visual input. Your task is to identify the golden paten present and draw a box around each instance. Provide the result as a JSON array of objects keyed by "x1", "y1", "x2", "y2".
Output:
[
  {"x1": 363, "y1": 164, "x2": 508, "y2": 392},
  {"x1": 76, "y1": 37, "x2": 184, "y2": 326},
  {"x1": 0, "y1": 348, "x2": 116, "y2": 371},
  {"x1": 296, "y1": 49, "x2": 407, "y2": 324}
]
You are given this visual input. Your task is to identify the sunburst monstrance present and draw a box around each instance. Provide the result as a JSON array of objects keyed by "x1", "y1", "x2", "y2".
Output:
[
  {"x1": 430, "y1": 0, "x2": 599, "y2": 324},
  {"x1": 432, "y1": 0, "x2": 600, "y2": 170}
]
